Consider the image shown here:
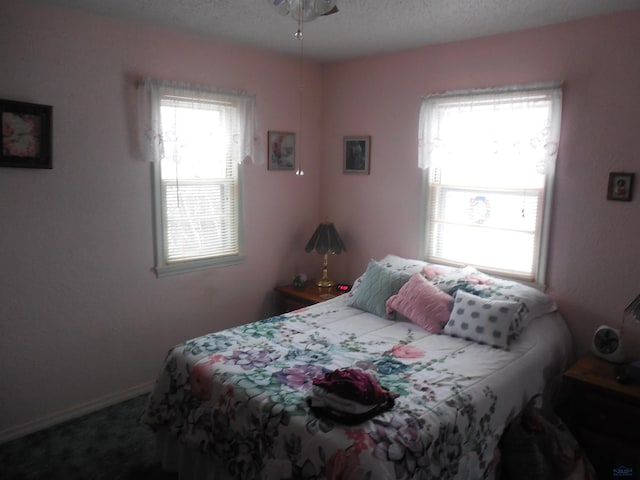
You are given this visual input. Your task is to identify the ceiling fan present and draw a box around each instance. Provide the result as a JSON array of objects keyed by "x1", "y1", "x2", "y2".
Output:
[{"x1": 267, "y1": 0, "x2": 339, "y2": 22}]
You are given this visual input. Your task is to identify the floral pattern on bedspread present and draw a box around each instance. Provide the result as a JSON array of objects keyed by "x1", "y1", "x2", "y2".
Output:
[{"x1": 143, "y1": 300, "x2": 510, "y2": 480}]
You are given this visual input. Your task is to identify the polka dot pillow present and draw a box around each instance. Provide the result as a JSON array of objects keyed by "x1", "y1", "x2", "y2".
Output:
[{"x1": 444, "y1": 290, "x2": 520, "y2": 350}]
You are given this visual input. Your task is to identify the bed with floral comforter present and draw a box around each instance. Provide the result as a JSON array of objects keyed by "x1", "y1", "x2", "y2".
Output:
[{"x1": 143, "y1": 256, "x2": 573, "y2": 480}]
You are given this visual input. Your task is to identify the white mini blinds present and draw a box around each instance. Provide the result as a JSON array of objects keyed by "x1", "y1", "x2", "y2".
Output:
[
  {"x1": 139, "y1": 79, "x2": 257, "y2": 276},
  {"x1": 419, "y1": 84, "x2": 563, "y2": 284}
]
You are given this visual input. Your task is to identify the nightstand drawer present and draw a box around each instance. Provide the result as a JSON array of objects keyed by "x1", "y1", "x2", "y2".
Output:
[
  {"x1": 570, "y1": 385, "x2": 640, "y2": 443},
  {"x1": 561, "y1": 355, "x2": 640, "y2": 478}
]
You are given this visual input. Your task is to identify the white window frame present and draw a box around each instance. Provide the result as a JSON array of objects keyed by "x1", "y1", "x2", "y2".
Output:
[
  {"x1": 419, "y1": 83, "x2": 562, "y2": 285},
  {"x1": 151, "y1": 91, "x2": 246, "y2": 277}
]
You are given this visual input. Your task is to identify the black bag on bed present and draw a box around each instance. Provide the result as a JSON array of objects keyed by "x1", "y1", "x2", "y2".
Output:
[
  {"x1": 306, "y1": 367, "x2": 397, "y2": 425},
  {"x1": 500, "y1": 395, "x2": 595, "y2": 480}
]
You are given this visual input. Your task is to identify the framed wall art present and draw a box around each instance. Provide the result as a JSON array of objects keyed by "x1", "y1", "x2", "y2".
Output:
[
  {"x1": 343, "y1": 136, "x2": 370, "y2": 174},
  {"x1": 607, "y1": 172, "x2": 634, "y2": 201},
  {"x1": 1, "y1": 99, "x2": 52, "y2": 169},
  {"x1": 267, "y1": 131, "x2": 295, "y2": 171}
]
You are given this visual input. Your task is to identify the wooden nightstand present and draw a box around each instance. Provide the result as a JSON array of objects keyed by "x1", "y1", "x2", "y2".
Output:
[
  {"x1": 274, "y1": 283, "x2": 346, "y2": 313},
  {"x1": 561, "y1": 355, "x2": 640, "y2": 478}
]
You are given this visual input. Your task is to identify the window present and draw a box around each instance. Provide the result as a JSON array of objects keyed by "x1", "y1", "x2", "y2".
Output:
[
  {"x1": 419, "y1": 84, "x2": 562, "y2": 284},
  {"x1": 139, "y1": 79, "x2": 256, "y2": 276}
]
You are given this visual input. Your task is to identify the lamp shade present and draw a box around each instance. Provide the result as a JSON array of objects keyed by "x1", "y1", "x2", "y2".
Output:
[{"x1": 304, "y1": 222, "x2": 346, "y2": 255}]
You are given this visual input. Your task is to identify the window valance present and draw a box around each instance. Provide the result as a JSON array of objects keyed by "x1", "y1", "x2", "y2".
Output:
[{"x1": 138, "y1": 77, "x2": 260, "y2": 165}]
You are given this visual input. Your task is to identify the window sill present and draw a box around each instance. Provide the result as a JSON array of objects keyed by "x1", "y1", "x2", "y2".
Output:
[{"x1": 154, "y1": 254, "x2": 244, "y2": 278}]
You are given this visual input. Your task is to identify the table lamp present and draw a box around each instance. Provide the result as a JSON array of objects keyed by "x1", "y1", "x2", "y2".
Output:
[{"x1": 304, "y1": 222, "x2": 346, "y2": 287}]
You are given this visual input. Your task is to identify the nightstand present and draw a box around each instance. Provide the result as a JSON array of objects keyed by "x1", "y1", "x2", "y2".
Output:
[
  {"x1": 274, "y1": 283, "x2": 346, "y2": 313},
  {"x1": 561, "y1": 355, "x2": 640, "y2": 478}
]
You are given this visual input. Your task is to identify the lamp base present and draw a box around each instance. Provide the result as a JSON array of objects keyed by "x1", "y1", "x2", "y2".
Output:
[
  {"x1": 316, "y1": 278, "x2": 335, "y2": 288},
  {"x1": 316, "y1": 253, "x2": 335, "y2": 288}
]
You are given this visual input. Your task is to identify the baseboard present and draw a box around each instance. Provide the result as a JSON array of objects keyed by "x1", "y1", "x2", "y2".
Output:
[{"x1": 0, "y1": 380, "x2": 155, "y2": 445}]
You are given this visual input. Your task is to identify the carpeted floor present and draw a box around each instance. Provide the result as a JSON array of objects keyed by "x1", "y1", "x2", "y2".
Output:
[{"x1": 0, "y1": 394, "x2": 177, "y2": 480}]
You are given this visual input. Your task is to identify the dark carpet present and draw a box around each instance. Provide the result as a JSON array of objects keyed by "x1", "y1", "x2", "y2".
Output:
[{"x1": 0, "y1": 394, "x2": 176, "y2": 480}]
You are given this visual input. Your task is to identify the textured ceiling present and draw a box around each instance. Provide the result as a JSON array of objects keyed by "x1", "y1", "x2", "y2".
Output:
[{"x1": 29, "y1": 0, "x2": 640, "y2": 61}]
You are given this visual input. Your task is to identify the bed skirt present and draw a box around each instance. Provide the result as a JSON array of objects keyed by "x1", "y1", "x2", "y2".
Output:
[
  {"x1": 155, "y1": 429, "x2": 500, "y2": 480},
  {"x1": 157, "y1": 430, "x2": 233, "y2": 480}
]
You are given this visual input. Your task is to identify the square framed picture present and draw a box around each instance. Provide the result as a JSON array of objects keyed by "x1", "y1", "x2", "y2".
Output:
[
  {"x1": 607, "y1": 172, "x2": 634, "y2": 201},
  {"x1": 267, "y1": 131, "x2": 295, "y2": 170},
  {"x1": 1, "y1": 99, "x2": 52, "y2": 169},
  {"x1": 343, "y1": 136, "x2": 370, "y2": 174}
]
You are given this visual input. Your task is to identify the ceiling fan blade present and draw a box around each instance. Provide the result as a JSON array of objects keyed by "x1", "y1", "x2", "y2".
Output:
[{"x1": 321, "y1": 6, "x2": 339, "y2": 16}]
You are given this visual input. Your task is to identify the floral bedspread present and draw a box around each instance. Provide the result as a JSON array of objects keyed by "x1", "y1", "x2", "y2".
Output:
[{"x1": 143, "y1": 294, "x2": 571, "y2": 480}]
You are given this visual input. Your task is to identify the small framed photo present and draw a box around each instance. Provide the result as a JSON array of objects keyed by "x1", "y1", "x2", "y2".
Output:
[
  {"x1": 607, "y1": 172, "x2": 634, "y2": 201},
  {"x1": 1, "y1": 99, "x2": 52, "y2": 169},
  {"x1": 267, "y1": 131, "x2": 295, "y2": 170},
  {"x1": 343, "y1": 136, "x2": 370, "y2": 174}
]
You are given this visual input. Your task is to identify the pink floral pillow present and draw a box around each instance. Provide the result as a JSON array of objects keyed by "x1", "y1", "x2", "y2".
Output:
[
  {"x1": 386, "y1": 273, "x2": 454, "y2": 333},
  {"x1": 422, "y1": 264, "x2": 448, "y2": 280}
]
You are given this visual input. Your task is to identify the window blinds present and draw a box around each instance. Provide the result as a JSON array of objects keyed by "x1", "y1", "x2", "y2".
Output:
[{"x1": 159, "y1": 94, "x2": 239, "y2": 267}]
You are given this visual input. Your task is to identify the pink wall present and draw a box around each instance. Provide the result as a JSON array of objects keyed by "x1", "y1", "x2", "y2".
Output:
[
  {"x1": 321, "y1": 12, "x2": 640, "y2": 361},
  {"x1": 1, "y1": 0, "x2": 639, "y2": 441},
  {"x1": 0, "y1": 0, "x2": 322, "y2": 440}
]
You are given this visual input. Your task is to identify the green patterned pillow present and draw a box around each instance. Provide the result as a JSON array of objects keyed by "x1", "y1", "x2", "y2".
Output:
[{"x1": 351, "y1": 259, "x2": 411, "y2": 319}]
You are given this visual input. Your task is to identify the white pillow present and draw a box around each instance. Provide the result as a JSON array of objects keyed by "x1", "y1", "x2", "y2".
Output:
[
  {"x1": 377, "y1": 255, "x2": 428, "y2": 274},
  {"x1": 443, "y1": 290, "x2": 520, "y2": 350},
  {"x1": 465, "y1": 278, "x2": 557, "y2": 335}
]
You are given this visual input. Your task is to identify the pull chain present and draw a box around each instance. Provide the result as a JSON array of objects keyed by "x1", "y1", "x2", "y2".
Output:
[{"x1": 295, "y1": 2, "x2": 305, "y2": 176}]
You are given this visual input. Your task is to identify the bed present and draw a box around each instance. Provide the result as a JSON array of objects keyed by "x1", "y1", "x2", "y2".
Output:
[{"x1": 142, "y1": 255, "x2": 573, "y2": 480}]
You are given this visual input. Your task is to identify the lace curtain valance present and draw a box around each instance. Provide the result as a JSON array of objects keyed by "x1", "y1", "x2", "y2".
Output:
[
  {"x1": 137, "y1": 77, "x2": 260, "y2": 165},
  {"x1": 418, "y1": 83, "x2": 563, "y2": 171}
]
